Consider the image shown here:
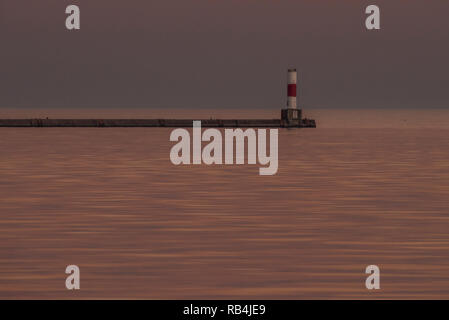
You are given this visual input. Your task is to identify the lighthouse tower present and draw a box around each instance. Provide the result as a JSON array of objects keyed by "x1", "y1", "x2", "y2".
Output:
[{"x1": 281, "y1": 68, "x2": 302, "y2": 126}]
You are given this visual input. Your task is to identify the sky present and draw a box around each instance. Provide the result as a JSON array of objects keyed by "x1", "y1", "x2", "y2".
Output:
[{"x1": 0, "y1": 0, "x2": 448, "y2": 110}]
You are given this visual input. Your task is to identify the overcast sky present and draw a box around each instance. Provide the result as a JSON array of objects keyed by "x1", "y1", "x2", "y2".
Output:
[{"x1": 1, "y1": 0, "x2": 448, "y2": 109}]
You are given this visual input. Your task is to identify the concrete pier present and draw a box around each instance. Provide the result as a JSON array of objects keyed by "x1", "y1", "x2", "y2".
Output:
[{"x1": 0, "y1": 118, "x2": 316, "y2": 128}]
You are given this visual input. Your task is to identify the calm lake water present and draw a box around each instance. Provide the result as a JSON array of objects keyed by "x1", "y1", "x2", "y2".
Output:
[{"x1": 1, "y1": 109, "x2": 449, "y2": 299}]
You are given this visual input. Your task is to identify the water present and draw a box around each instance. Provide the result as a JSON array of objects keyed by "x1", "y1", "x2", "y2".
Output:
[{"x1": 1, "y1": 109, "x2": 449, "y2": 299}]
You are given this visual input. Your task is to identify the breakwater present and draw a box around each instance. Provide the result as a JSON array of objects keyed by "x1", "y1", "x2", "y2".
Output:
[{"x1": 0, "y1": 118, "x2": 316, "y2": 128}]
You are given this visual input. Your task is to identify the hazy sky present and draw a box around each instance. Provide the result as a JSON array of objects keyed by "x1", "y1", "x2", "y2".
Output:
[{"x1": 1, "y1": 0, "x2": 448, "y2": 109}]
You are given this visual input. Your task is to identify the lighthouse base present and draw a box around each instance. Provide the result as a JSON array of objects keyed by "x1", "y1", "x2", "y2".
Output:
[{"x1": 281, "y1": 108, "x2": 302, "y2": 127}]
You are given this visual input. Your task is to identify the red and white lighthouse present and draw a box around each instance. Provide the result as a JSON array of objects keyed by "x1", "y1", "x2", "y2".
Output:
[
  {"x1": 281, "y1": 68, "x2": 301, "y2": 125},
  {"x1": 287, "y1": 68, "x2": 297, "y2": 109}
]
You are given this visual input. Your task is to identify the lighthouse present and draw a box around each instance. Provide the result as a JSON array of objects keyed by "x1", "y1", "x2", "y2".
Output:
[
  {"x1": 287, "y1": 68, "x2": 297, "y2": 109},
  {"x1": 281, "y1": 68, "x2": 302, "y2": 126}
]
